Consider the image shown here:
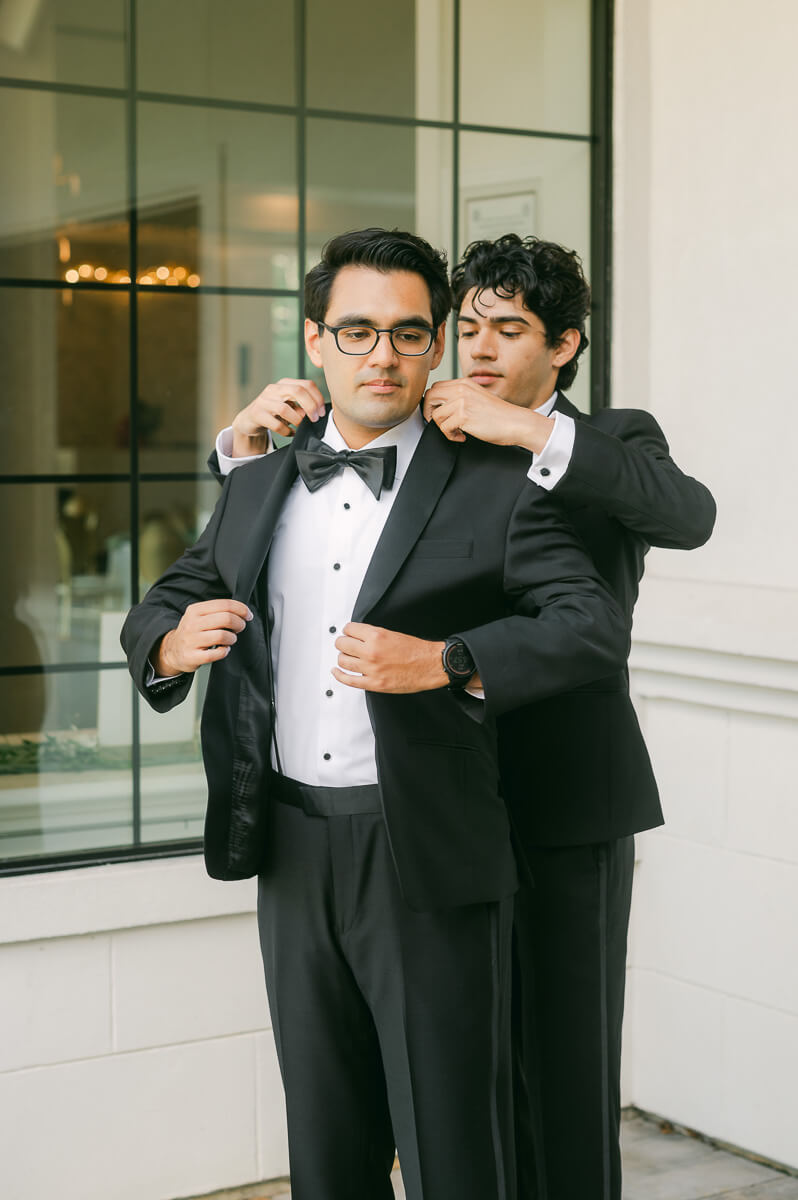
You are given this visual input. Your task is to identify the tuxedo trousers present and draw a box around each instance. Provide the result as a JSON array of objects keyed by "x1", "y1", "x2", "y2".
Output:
[
  {"x1": 256, "y1": 781, "x2": 516, "y2": 1200},
  {"x1": 513, "y1": 836, "x2": 635, "y2": 1200}
]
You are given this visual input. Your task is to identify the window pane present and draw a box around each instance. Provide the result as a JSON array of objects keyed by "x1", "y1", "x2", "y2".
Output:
[
  {"x1": 138, "y1": 684, "x2": 206, "y2": 845},
  {"x1": 0, "y1": 89, "x2": 128, "y2": 282},
  {"x1": 460, "y1": 0, "x2": 591, "y2": 135},
  {"x1": 0, "y1": 482, "x2": 131, "y2": 669},
  {"x1": 137, "y1": 103, "x2": 297, "y2": 291},
  {"x1": 137, "y1": 0, "x2": 295, "y2": 106},
  {"x1": 137, "y1": 476, "x2": 221, "y2": 594},
  {"x1": 0, "y1": 285, "x2": 130, "y2": 476},
  {"x1": 0, "y1": 669, "x2": 134, "y2": 862},
  {"x1": 307, "y1": 120, "x2": 452, "y2": 252},
  {"x1": 0, "y1": 0, "x2": 126, "y2": 89},
  {"x1": 137, "y1": 479, "x2": 217, "y2": 843},
  {"x1": 136, "y1": 292, "x2": 299, "y2": 474},
  {"x1": 306, "y1": 0, "x2": 452, "y2": 121},
  {"x1": 460, "y1": 131, "x2": 591, "y2": 410}
]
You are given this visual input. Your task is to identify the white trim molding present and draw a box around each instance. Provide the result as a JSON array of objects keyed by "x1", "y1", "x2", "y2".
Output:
[
  {"x1": 0, "y1": 855, "x2": 257, "y2": 946},
  {"x1": 630, "y1": 641, "x2": 798, "y2": 720}
]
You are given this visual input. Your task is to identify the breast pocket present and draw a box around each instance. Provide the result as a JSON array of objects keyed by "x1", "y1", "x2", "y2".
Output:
[{"x1": 412, "y1": 539, "x2": 474, "y2": 559}]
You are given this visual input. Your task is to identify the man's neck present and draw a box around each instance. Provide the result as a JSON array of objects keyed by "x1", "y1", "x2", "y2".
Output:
[
  {"x1": 330, "y1": 408, "x2": 409, "y2": 450},
  {"x1": 527, "y1": 388, "x2": 558, "y2": 413}
]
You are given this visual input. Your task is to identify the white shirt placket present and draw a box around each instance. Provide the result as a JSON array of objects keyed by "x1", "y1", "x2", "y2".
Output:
[{"x1": 316, "y1": 465, "x2": 365, "y2": 783}]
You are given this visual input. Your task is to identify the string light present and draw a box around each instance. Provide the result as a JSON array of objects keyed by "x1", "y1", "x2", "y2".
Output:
[{"x1": 61, "y1": 263, "x2": 200, "y2": 287}]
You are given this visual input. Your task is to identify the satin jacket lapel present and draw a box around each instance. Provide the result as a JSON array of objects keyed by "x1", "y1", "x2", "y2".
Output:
[
  {"x1": 352, "y1": 422, "x2": 459, "y2": 623},
  {"x1": 233, "y1": 410, "x2": 329, "y2": 603}
]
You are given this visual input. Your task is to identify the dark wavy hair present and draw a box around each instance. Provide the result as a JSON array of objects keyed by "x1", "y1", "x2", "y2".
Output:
[
  {"x1": 451, "y1": 234, "x2": 590, "y2": 390},
  {"x1": 305, "y1": 227, "x2": 451, "y2": 330}
]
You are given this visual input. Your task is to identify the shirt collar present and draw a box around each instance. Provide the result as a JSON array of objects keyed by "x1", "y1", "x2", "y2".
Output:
[
  {"x1": 324, "y1": 405, "x2": 425, "y2": 484},
  {"x1": 536, "y1": 390, "x2": 558, "y2": 417}
]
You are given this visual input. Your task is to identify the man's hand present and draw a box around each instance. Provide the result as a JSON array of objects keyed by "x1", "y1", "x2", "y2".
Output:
[
  {"x1": 154, "y1": 599, "x2": 253, "y2": 676},
  {"x1": 231, "y1": 379, "x2": 326, "y2": 458},
  {"x1": 332, "y1": 623, "x2": 449, "y2": 693},
  {"x1": 424, "y1": 378, "x2": 555, "y2": 454}
]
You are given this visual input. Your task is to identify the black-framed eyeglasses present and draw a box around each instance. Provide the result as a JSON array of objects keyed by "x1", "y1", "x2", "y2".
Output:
[{"x1": 319, "y1": 322, "x2": 436, "y2": 356}]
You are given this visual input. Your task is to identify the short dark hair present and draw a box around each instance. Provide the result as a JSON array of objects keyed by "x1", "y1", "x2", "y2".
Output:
[
  {"x1": 451, "y1": 234, "x2": 590, "y2": 390},
  {"x1": 304, "y1": 227, "x2": 451, "y2": 330}
]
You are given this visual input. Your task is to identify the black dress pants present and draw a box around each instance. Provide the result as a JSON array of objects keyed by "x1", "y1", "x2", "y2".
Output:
[
  {"x1": 513, "y1": 837, "x2": 635, "y2": 1200},
  {"x1": 256, "y1": 786, "x2": 516, "y2": 1200}
]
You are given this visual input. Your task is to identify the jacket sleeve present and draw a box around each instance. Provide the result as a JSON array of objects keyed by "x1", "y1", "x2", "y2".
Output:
[
  {"x1": 552, "y1": 408, "x2": 716, "y2": 549},
  {"x1": 455, "y1": 483, "x2": 630, "y2": 720},
  {"x1": 120, "y1": 476, "x2": 233, "y2": 712}
]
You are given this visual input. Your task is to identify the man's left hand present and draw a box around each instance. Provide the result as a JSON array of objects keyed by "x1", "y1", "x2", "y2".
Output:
[
  {"x1": 424, "y1": 378, "x2": 554, "y2": 454},
  {"x1": 332, "y1": 623, "x2": 448, "y2": 693}
]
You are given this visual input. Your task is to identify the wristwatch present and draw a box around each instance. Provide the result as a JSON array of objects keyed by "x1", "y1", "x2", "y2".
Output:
[{"x1": 441, "y1": 636, "x2": 476, "y2": 690}]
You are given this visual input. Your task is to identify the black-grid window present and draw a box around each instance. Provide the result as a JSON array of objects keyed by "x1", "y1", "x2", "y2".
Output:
[{"x1": 0, "y1": 0, "x2": 611, "y2": 873}]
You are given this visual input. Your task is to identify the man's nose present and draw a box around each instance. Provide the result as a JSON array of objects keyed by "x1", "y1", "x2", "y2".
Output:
[
  {"x1": 368, "y1": 330, "x2": 400, "y2": 367},
  {"x1": 470, "y1": 330, "x2": 496, "y2": 358}
]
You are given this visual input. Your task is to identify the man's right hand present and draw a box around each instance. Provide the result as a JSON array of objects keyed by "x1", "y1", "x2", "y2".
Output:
[
  {"x1": 154, "y1": 600, "x2": 254, "y2": 675},
  {"x1": 231, "y1": 378, "x2": 327, "y2": 458}
]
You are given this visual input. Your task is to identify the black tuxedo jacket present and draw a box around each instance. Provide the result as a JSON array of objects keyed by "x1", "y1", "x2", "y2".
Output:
[
  {"x1": 122, "y1": 414, "x2": 628, "y2": 911},
  {"x1": 498, "y1": 395, "x2": 717, "y2": 848}
]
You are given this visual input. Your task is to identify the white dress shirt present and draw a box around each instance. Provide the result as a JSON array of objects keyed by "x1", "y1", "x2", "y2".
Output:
[{"x1": 266, "y1": 408, "x2": 426, "y2": 786}]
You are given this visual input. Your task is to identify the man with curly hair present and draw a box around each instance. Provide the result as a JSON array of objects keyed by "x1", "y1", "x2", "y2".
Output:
[{"x1": 422, "y1": 234, "x2": 716, "y2": 1199}]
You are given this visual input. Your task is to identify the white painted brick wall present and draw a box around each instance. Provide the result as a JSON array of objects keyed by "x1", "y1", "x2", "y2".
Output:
[
  {"x1": 615, "y1": 0, "x2": 798, "y2": 1171},
  {"x1": 112, "y1": 915, "x2": 267, "y2": 1052},
  {"x1": 623, "y1": 691, "x2": 798, "y2": 1169},
  {"x1": 0, "y1": 859, "x2": 289, "y2": 1200},
  {"x1": 621, "y1": 689, "x2": 798, "y2": 1171}
]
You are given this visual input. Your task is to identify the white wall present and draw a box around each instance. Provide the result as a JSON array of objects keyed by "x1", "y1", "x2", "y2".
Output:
[
  {"x1": 615, "y1": 0, "x2": 798, "y2": 1169},
  {"x1": 0, "y1": 859, "x2": 289, "y2": 1200}
]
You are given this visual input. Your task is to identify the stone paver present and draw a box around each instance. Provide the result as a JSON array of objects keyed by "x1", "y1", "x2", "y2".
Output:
[{"x1": 622, "y1": 1112, "x2": 798, "y2": 1200}]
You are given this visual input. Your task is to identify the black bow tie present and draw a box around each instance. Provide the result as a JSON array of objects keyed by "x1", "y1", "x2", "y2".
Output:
[{"x1": 295, "y1": 436, "x2": 397, "y2": 500}]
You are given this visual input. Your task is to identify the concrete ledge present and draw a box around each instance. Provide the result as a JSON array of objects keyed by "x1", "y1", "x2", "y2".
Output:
[{"x1": 0, "y1": 855, "x2": 257, "y2": 945}]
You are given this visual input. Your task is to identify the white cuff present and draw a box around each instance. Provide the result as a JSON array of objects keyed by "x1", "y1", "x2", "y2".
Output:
[
  {"x1": 146, "y1": 660, "x2": 180, "y2": 686},
  {"x1": 526, "y1": 411, "x2": 575, "y2": 489},
  {"x1": 215, "y1": 427, "x2": 271, "y2": 476},
  {"x1": 464, "y1": 682, "x2": 485, "y2": 701}
]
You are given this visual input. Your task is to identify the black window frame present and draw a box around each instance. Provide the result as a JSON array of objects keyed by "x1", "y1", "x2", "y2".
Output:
[{"x1": 0, "y1": 0, "x2": 613, "y2": 877}]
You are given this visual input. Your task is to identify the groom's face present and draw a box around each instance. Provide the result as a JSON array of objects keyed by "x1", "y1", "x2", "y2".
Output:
[{"x1": 305, "y1": 265, "x2": 445, "y2": 447}]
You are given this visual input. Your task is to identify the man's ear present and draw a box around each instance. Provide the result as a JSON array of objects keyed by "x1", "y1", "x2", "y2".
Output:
[
  {"x1": 305, "y1": 318, "x2": 324, "y2": 367},
  {"x1": 430, "y1": 322, "x2": 447, "y2": 371},
  {"x1": 552, "y1": 328, "x2": 581, "y2": 368}
]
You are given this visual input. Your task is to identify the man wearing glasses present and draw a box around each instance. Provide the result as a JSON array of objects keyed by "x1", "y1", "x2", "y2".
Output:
[{"x1": 122, "y1": 228, "x2": 627, "y2": 1200}]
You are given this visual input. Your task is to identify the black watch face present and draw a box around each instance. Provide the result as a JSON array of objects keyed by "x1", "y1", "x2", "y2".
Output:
[{"x1": 445, "y1": 641, "x2": 474, "y2": 678}]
